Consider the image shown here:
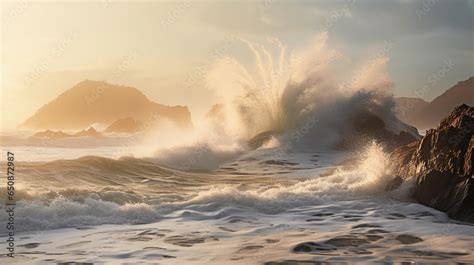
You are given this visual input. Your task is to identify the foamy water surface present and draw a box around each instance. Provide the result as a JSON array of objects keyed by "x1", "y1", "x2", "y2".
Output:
[{"x1": 1, "y1": 144, "x2": 473, "y2": 264}]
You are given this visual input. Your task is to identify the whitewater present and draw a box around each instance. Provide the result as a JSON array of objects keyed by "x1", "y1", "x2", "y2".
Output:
[{"x1": 1, "y1": 34, "x2": 473, "y2": 264}]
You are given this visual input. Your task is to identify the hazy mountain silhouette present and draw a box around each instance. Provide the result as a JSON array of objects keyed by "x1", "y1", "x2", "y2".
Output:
[
  {"x1": 30, "y1": 127, "x2": 102, "y2": 140},
  {"x1": 105, "y1": 117, "x2": 143, "y2": 134},
  {"x1": 19, "y1": 80, "x2": 192, "y2": 130},
  {"x1": 395, "y1": 76, "x2": 474, "y2": 130},
  {"x1": 30, "y1": 130, "x2": 72, "y2": 140}
]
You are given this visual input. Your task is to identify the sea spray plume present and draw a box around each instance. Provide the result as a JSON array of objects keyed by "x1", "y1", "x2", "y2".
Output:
[
  {"x1": 206, "y1": 33, "x2": 346, "y2": 138},
  {"x1": 206, "y1": 33, "x2": 409, "y2": 150},
  {"x1": 151, "y1": 33, "x2": 414, "y2": 169}
]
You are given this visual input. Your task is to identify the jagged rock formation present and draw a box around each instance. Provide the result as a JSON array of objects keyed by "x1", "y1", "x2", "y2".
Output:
[
  {"x1": 74, "y1": 127, "x2": 102, "y2": 138},
  {"x1": 390, "y1": 104, "x2": 474, "y2": 221},
  {"x1": 19, "y1": 80, "x2": 192, "y2": 130},
  {"x1": 30, "y1": 127, "x2": 103, "y2": 139}
]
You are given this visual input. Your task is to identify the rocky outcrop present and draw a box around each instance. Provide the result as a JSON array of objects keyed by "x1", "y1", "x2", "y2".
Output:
[
  {"x1": 105, "y1": 117, "x2": 143, "y2": 134},
  {"x1": 30, "y1": 130, "x2": 72, "y2": 140},
  {"x1": 30, "y1": 127, "x2": 103, "y2": 140},
  {"x1": 19, "y1": 80, "x2": 193, "y2": 130},
  {"x1": 74, "y1": 127, "x2": 102, "y2": 138},
  {"x1": 390, "y1": 104, "x2": 474, "y2": 221},
  {"x1": 339, "y1": 109, "x2": 420, "y2": 151},
  {"x1": 247, "y1": 109, "x2": 420, "y2": 151}
]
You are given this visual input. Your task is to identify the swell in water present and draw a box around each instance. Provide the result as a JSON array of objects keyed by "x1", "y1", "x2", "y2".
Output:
[
  {"x1": 3, "y1": 33, "x2": 416, "y2": 232},
  {"x1": 3, "y1": 35, "x2": 474, "y2": 264},
  {"x1": 0, "y1": 142, "x2": 414, "y2": 232}
]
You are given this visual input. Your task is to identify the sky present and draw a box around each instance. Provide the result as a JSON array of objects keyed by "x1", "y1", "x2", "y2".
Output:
[{"x1": 1, "y1": 0, "x2": 473, "y2": 129}]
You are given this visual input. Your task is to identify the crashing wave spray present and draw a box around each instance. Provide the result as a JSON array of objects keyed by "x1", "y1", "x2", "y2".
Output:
[
  {"x1": 179, "y1": 141, "x2": 411, "y2": 213},
  {"x1": 152, "y1": 33, "x2": 414, "y2": 168},
  {"x1": 205, "y1": 32, "x2": 398, "y2": 146}
]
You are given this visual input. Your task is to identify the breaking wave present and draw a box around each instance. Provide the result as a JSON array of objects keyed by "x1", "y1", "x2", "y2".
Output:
[
  {"x1": 0, "y1": 142, "x2": 413, "y2": 232},
  {"x1": 0, "y1": 34, "x2": 417, "y2": 232},
  {"x1": 148, "y1": 33, "x2": 414, "y2": 169}
]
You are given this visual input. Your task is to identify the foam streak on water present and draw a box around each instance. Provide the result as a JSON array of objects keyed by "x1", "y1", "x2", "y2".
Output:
[{"x1": 1, "y1": 143, "x2": 474, "y2": 264}]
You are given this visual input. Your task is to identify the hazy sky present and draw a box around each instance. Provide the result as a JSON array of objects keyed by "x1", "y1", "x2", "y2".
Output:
[{"x1": 1, "y1": 0, "x2": 473, "y2": 129}]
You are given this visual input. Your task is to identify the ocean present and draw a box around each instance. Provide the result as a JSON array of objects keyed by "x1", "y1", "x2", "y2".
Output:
[{"x1": 1, "y1": 143, "x2": 473, "y2": 264}]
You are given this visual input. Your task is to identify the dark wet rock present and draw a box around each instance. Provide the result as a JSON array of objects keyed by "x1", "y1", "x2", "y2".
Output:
[
  {"x1": 340, "y1": 109, "x2": 420, "y2": 151},
  {"x1": 390, "y1": 104, "x2": 474, "y2": 222},
  {"x1": 249, "y1": 108, "x2": 419, "y2": 151},
  {"x1": 395, "y1": 234, "x2": 423, "y2": 244}
]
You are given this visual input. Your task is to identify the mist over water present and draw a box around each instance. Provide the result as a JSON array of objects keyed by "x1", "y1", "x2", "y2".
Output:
[
  {"x1": 148, "y1": 33, "x2": 411, "y2": 169},
  {"x1": 2, "y1": 34, "x2": 472, "y2": 265},
  {"x1": 0, "y1": 33, "x2": 417, "y2": 231}
]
